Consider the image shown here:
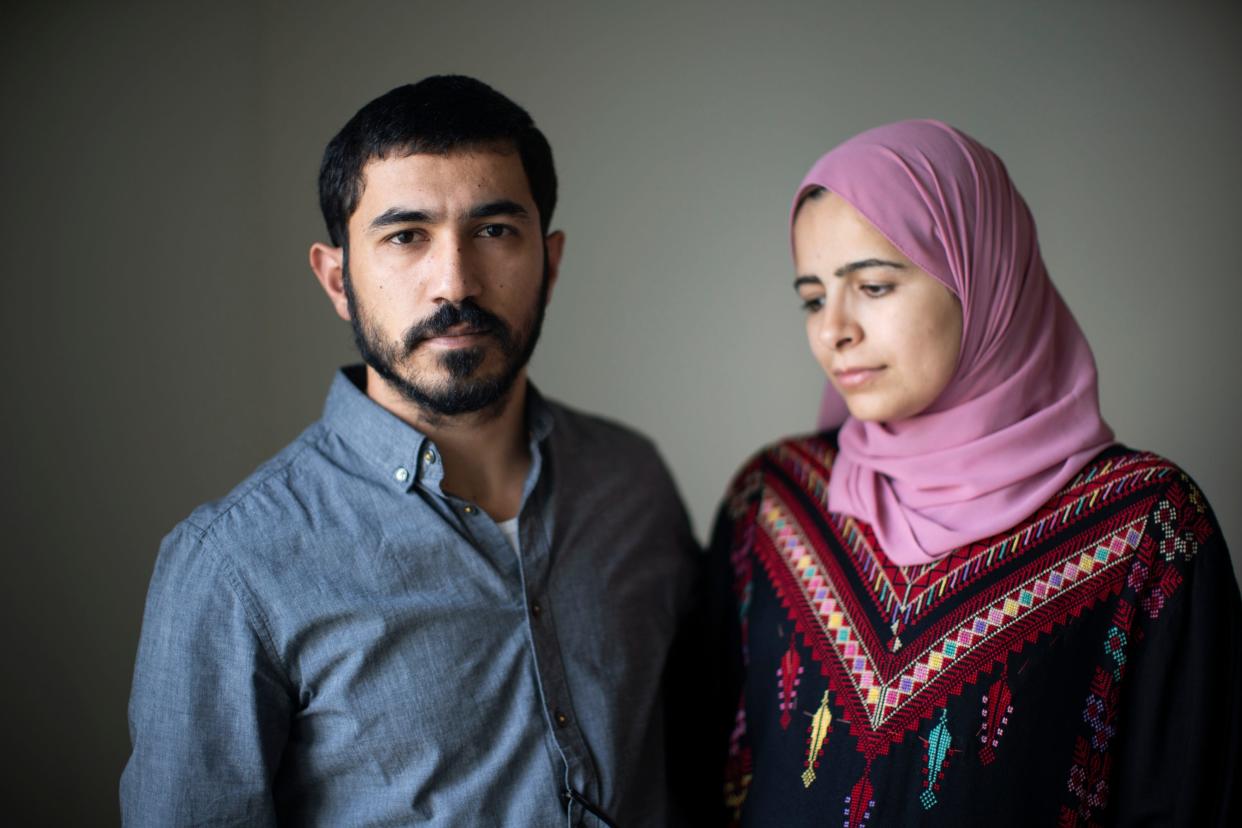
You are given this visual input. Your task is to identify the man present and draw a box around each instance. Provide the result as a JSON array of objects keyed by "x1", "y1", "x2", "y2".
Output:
[{"x1": 121, "y1": 76, "x2": 699, "y2": 826}]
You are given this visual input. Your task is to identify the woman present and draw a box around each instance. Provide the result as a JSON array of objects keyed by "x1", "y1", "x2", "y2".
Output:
[{"x1": 709, "y1": 120, "x2": 1240, "y2": 826}]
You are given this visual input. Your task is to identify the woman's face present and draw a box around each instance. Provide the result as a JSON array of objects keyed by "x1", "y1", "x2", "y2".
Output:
[{"x1": 793, "y1": 191, "x2": 963, "y2": 423}]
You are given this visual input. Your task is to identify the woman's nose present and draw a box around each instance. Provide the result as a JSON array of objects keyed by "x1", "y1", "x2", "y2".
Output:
[{"x1": 818, "y1": 292, "x2": 861, "y2": 350}]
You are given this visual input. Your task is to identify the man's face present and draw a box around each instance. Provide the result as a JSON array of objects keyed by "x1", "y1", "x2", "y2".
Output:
[{"x1": 340, "y1": 149, "x2": 558, "y2": 417}]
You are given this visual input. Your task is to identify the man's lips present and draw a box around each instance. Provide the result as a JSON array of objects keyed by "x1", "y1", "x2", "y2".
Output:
[
  {"x1": 421, "y1": 324, "x2": 492, "y2": 346},
  {"x1": 832, "y1": 366, "x2": 884, "y2": 389}
]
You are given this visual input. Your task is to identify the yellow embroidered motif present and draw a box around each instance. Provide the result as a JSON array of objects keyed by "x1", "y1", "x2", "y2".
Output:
[{"x1": 802, "y1": 689, "x2": 833, "y2": 788}]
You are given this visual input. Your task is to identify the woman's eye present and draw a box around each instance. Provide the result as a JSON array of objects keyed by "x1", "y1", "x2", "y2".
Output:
[{"x1": 860, "y1": 283, "x2": 893, "y2": 298}]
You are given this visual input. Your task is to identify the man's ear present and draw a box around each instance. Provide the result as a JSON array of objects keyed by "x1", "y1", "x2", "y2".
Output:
[
  {"x1": 542, "y1": 230, "x2": 565, "y2": 306},
  {"x1": 309, "y1": 242, "x2": 351, "y2": 321}
]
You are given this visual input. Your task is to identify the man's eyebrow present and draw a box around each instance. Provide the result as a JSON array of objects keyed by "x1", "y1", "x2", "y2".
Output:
[
  {"x1": 368, "y1": 208, "x2": 437, "y2": 231},
  {"x1": 367, "y1": 201, "x2": 530, "y2": 232},
  {"x1": 833, "y1": 258, "x2": 906, "y2": 278},
  {"x1": 793, "y1": 275, "x2": 823, "y2": 289},
  {"x1": 467, "y1": 199, "x2": 529, "y2": 220}
]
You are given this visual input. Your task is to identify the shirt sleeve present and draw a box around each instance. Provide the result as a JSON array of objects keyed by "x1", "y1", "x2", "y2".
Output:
[
  {"x1": 120, "y1": 521, "x2": 293, "y2": 826},
  {"x1": 1109, "y1": 480, "x2": 1242, "y2": 826}
]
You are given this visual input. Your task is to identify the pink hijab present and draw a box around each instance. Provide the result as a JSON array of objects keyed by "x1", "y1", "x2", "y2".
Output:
[{"x1": 794, "y1": 120, "x2": 1114, "y2": 565}]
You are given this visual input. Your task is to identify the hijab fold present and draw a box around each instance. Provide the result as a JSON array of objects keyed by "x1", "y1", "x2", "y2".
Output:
[{"x1": 796, "y1": 120, "x2": 1114, "y2": 565}]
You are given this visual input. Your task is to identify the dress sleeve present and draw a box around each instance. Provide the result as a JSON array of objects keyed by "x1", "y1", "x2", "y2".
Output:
[
  {"x1": 706, "y1": 493, "x2": 755, "y2": 826},
  {"x1": 1109, "y1": 479, "x2": 1242, "y2": 825},
  {"x1": 120, "y1": 522, "x2": 293, "y2": 826}
]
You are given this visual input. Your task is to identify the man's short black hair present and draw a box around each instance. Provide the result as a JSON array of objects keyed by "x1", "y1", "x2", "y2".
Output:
[{"x1": 318, "y1": 75, "x2": 557, "y2": 247}]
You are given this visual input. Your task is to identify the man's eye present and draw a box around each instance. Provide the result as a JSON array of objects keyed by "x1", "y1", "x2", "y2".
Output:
[
  {"x1": 860, "y1": 283, "x2": 893, "y2": 298},
  {"x1": 389, "y1": 230, "x2": 416, "y2": 245},
  {"x1": 800, "y1": 296, "x2": 824, "y2": 313},
  {"x1": 477, "y1": 224, "x2": 512, "y2": 238}
]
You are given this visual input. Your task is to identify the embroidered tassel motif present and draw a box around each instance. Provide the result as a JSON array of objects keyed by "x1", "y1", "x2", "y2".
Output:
[
  {"x1": 842, "y1": 760, "x2": 875, "y2": 828},
  {"x1": 724, "y1": 691, "x2": 752, "y2": 820},
  {"x1": 978, "y1": 669, "x2": 1013, "y2": 765},
  {"x1": 919, "y1": 708, "x2": 952, "y2": 809},
  {"x1": 801, "y1": 689, "x2": 833, "y2": 788},
  {"x1": 777, "y1": 638, "x2": 803, "y2": 730}
]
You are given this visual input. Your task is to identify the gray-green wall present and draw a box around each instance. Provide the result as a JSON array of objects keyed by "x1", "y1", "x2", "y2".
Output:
[{"x1": 3, "y1": 1, "x2": 1239, "y2": 822}]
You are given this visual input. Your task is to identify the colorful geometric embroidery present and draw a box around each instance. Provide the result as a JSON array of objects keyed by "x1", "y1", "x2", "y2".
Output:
[
  {"x1": 1060, "y1": 594, "x2": 1140, "y2": 824},
  {"x1": 758, "y1": 487, "x2": 1144, "y2": 738},
  {"x1": 770, "y1": 443, "x2": 1170, "y2": 637},
  {"x1": 1056, "y1": 480, "x2": 1207, "y2": 827},
  {"x1": 1062, "y1": 665, "x2": 1118, "y2": 825},
  {"x1": 777, "y1": 637, "x2": 804, "y2": 730},
  {"x1": 721, "y1": 439, "x2": 1215, "y2": 825},
  {"x1": 1153, "y1": 480, "x2": 1213, "y2": 562},
  {"x1": 1139, "y1": 560, "x2": 1183, "y2": 619}
]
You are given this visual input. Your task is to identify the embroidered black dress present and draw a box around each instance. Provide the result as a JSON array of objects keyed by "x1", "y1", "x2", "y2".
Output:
[{"x1": 707, "y1": 434, "x2": 1240, "y2": 826}]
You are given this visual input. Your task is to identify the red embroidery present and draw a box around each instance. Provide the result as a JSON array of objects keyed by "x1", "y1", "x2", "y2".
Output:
[
  {"x1": 844, "y1": 759, "x2": 876, "y2": 828},
  {"x1": 724, "y1": 440, "x2": 1208, "y2": 821},
  {"x1": 777, "y1": 637, "x2": 803, "y2": 730},
  {"x1": 977, "y1": 668, "x2": 1013, "y2": 765}
]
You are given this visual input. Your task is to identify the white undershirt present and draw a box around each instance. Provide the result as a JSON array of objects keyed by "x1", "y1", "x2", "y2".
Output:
[{"x1": 497, "y1": 517, "x2": 520, "y2": 553}]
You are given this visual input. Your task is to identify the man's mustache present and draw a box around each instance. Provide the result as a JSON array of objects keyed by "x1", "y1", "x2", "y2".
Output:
[{"x1": 403, "y1": 300, "x2": 509, "y2": 353}]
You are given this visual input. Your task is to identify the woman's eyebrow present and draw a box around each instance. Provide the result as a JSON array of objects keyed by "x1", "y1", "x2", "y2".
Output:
[{"x1": 833, "y1": 258, "x2": 906, "y2": 278}]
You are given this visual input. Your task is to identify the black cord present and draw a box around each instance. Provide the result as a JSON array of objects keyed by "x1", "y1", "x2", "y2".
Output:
[{"x1": 563, "y1": 787, "x2": 620, "y2": 828}]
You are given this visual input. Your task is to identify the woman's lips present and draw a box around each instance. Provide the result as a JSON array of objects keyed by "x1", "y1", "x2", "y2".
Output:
[{"x1": 833, "y1": 366, "x2": 884, "y2": 389}]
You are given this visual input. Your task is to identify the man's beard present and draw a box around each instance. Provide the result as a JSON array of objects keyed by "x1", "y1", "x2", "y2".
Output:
[{"x1": 343, "y1": 258, "x2": 549, "y2": 418}]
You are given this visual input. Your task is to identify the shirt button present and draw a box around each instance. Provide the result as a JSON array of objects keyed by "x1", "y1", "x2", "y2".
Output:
[
  {"x1": 554, "y1": 711, "x2": 568, "y2": 728},
  {"x1": 393, "y1": 467, "x2": 410, "y2": 483},
  {"x1": 423, "y1": 450, "x2": 436, "y2": 465},
  {"x1": 531, "y1": 600, "x2": 542, "y2": 618},
  {"x1": 463, "y1": 505, "x2": 476, "y2": 515}
]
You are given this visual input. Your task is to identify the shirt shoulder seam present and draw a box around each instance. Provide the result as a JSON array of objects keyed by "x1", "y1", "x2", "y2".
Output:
[{"x1": 193, "y1": 528, "x2": 294, "y2": 690}]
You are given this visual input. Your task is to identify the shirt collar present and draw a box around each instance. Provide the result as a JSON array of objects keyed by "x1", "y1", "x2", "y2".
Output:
[{"x1": 322, "y1": 365, "x2": 555, "y2": 491}]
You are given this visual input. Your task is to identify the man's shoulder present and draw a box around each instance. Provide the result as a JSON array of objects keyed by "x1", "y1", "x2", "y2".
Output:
[
  {"x1": 544, "y1": 397, "x2": 665, "y2": 468},
  {"x1": 175, "y1": 421, "x2": 337, "y2": 550}
]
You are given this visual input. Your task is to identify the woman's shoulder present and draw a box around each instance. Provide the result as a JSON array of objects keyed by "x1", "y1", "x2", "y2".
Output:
[
  {"x1": 1057, "y1": 444, "x2": 1223, "y2": 563},
  {"x1": 1067, "y1": 444, "x2": 1212, "y2": 510},
  {"x1": 724, "y1": 429, "x2": 841, "y2": 483},
  {"x1": 720, "y1": 430, "x2": 841, "y2": 513}
]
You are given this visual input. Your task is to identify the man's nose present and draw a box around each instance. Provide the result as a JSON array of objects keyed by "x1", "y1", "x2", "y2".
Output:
[{"x1": 426, "y1": 237, "x2": 482, "y2": 304}]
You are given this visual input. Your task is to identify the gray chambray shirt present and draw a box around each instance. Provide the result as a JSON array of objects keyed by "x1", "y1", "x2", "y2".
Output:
[{"x1": 122, "y1": 367, "x2": 699, "y2": 826}]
